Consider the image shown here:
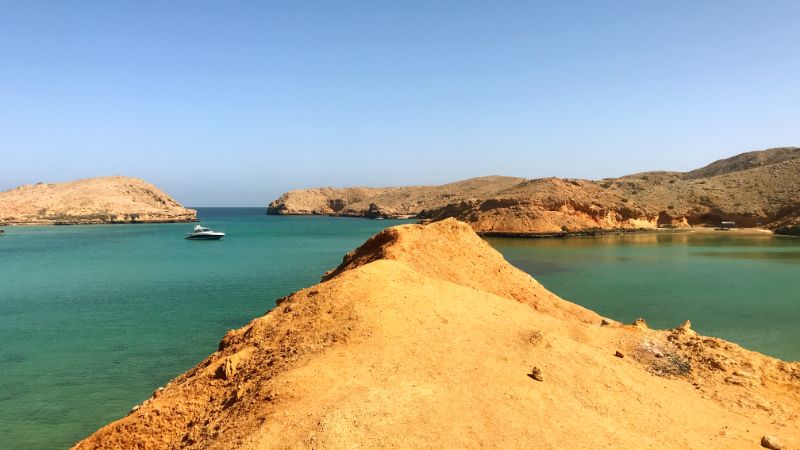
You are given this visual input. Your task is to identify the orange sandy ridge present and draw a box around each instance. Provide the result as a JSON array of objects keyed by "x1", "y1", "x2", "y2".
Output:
[{"x1": 75, "y1": 219, "x2": 799, "y2": 449}]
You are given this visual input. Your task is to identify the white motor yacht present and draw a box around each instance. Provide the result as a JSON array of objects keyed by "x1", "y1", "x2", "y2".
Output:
[{"x1": 185, "y1": 224, "x2": 225, "y2": 240}]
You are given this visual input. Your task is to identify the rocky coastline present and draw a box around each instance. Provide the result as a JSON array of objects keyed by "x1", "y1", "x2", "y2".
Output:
[
  {"x1": 267, "y1": 147, "x2": 800, "y2": 236},
  {"x1": 0, "y1": 176, "x2": 197, "y2": 225},
  {"x1": 74, "y1": 219, "x2": 800, "y2": 449}
]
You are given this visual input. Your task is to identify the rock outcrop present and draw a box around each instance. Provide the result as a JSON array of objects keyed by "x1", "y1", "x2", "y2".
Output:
[
  {"x1": 422, "y1": 156, "x2": 800, "y2": 234},
  {"x1": 268, "y1": 147, "x2": 800, "y2": 234},
  {"x1": 74, "y1": 219, "x2": 799, "y2": 449},
  {"x1": 0, "y1": 176, "x2": 197, "y2": 225},
  {"x1": 267, "y1": 176, "x2": 525, "y2": 218}
]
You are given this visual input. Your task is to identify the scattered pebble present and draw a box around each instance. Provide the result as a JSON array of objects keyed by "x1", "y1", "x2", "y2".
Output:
[
  {"x1": 528, "y1": 366, "x2": 544, "y2": 382},
  {"x1": 615, "y1": 351, "x2": 624, "y2": 358},
  {"x1": 761, "y1": 435, "x2": 784, "y2": 450}
]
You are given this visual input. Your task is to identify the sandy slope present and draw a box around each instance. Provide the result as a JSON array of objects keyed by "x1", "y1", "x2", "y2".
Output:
[
  {"x1": 74, "y1": 220, "x2": 799, "y2": 449},
  {"x1": 0, "y1": 176, "x2": 196, "y2": 224}
]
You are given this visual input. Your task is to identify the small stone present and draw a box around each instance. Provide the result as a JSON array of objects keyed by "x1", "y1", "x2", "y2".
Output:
[
  {"x1": 528, "y1": 366, "x2": 544, "y2": 382},
  {"x1": 633, "y1": 318, "x2": 648, "y2": 330},
  {"x1": 214, "y1": 357, "x2": 238, "y2": 381},
  {"x1": 600, "y1": 319, "x2": 611, "y2": 326},
  {"x1": 614, "y1": 351, "x2": 624, "y2": 358},
  {"x1": 675, "y1": 320, "x2": 697, "y2": 336},
  {"x1": 760, "y1": 435, "x2": 784, "y2": 450}
]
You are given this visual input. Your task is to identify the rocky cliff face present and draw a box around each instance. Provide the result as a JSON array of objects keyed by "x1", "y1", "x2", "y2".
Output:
[
  {"x1": 268, "y1": 147, "x2": 800, "y2": 234},
  {"x1": 422, "y1": 156, "x2": 800, "y2": 235},
  {"x1": 267, "y1": 176, "x2": 525, "y2": 218},
  {"x1": 0, "y1": 176, "x2": 197, "y2": 225},
  {"x1": 75, "y1": 220, "x2": 799, "y2": 449}
]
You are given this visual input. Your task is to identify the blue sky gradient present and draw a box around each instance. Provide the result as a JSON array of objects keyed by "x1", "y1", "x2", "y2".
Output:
[{"x1": 1, "y1": 1, "x2": 799, "y2": 205}]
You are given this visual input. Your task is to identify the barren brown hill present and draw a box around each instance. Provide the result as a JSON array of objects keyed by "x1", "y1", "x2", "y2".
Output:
[
  {"x1": 75, "y1": 220, "x2": 799, "y2": 449},
  {"x1": 267, "y1": 176, "x2": 525, "y2": 217},
  {"x1": 424, "y1": 156, "x2": 800, "y2": 234},
  {"x1": 267, "y1": 147, "x2": 799, "y2": 234},
  {"x1": 0, "y1": 176, "x2": 197, "y2": 225},
  {"x1": 684, "y1": 147, "x2": 800, "y2": 179}
]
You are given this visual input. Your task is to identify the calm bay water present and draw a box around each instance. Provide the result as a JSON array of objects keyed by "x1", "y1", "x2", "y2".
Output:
[
  {"x1": 487, "y1": 232, "x2": 800, "y2": 362},
  {"x1": 0, "y1": 209, "x2": 413, "y2": 449},
  {"x1": 1, "y1": 209, "x2": 798, "y2": 449}
]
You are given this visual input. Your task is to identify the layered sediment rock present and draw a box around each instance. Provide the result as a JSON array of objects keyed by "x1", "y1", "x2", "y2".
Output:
[
  {"x1": 0, "y1": 176, "x2": 196, "y2": 225},
  {"x1": 75, "y1": 219, "x2": 799, "y2": 449}
]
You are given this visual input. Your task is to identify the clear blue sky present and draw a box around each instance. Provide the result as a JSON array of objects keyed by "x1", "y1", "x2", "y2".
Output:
[{"x1": 1, "y1": 1, "x2": 798, "y2": 206}]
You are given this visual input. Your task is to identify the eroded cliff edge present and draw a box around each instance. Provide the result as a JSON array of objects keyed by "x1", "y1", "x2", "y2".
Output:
[
  {"x1": 267, "y1": 176, "x2": 525, "y2": 218},
  {"x1": 75, "y1": 219, "x2": 799, "y2": 449},
  {"x1": 0, "y1": 176, "x2": 197, "y2": 225},
  {"x1": 267, "y1": 147, "x2": 800, "y2": 235}
]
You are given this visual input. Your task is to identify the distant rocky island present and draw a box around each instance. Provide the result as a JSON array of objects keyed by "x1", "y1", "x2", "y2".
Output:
[
  {"x1": 74, "y1": 220, "x2": 800, "y2": 449},
  {"x1": 0, "y1": 176, "x2": 197, "y2": 225},
  {"x1": 268, "y1": 147, "x2": 800, "y2": 236}
]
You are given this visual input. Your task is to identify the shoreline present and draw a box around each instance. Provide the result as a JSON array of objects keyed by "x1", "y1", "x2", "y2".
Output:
[
  {"x1": 480, "y1": 226, "x2": 777, "y2": 239},
  {"x1": 265, "y1": 210, "x2": 785, "y2": 238},
  {"x1": 1, "y1": 218, "x2": 198, "y2": 226}
]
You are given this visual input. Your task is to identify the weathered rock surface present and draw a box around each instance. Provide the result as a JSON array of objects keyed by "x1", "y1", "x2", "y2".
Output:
[
  {"x1": 421, "y1": 148, "x2": 800, "y2": 234},
  {"x1": 267, "y1": 176, "x2": 525, "y2": 218},
  {"x1": 761, "y1": 435, "x2": 786, "y2": 450},
  {"x1": 0, "y1": 176, "x2": 196, "y2": 225},
  {"x1": 268, "y1": 147, "x2": 800, "y2": 234},
  {"x1": 74, "y1": 219, "x2": 799, "y2": 449}
]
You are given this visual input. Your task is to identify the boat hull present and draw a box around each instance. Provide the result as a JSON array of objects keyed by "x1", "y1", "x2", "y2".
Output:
[{"x1": 185, "y1": 233, "x2": 224, "y2": 240}]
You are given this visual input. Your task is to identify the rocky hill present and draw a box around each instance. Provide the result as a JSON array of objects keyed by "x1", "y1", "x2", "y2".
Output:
[
  {"x1": 268, "y1": 147, "x2": 800, "y2": 235},
  {"x1": 74, "y1": 220, "x2": 798, "y2": 449},
  {"x1": 267, "y1": 176, "x2": 525, "y2": 217},
  {"x1": 0, "y1": 176, "x2": 197, "y2": 225},
  {"x1": 684, "y1": 147, "x2": 800, "y2": 179}
]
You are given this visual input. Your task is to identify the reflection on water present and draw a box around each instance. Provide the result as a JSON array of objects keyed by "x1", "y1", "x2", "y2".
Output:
[
  {"x1": 487, "y1": 231, "x2": 800, "y2": 362},
  {"x1": 694, "y1": 250, "x2": 800, "y2": 261},
  {"x1": 489, "y1": 230, "x2": 785, "y2": 249}
]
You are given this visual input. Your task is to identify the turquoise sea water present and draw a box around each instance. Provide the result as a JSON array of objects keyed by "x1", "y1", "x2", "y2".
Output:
[
  {"x1": 487, "y1": 232, "x2": 800, "y2": 361},
  {"x1": 1, "y1": 209, "x2": 798, "y2": 449},
  {"x1": 0, "y1": 209, "x2": 413, "y2": 449}
]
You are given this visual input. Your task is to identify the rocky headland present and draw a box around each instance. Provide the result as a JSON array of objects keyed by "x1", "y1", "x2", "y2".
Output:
[
  {"x1": 0, "y1": 176, "x2": 197, "y2": 225},
  {"x1": 75, "y1": 219, "x2": 799, "y2": 449},
  {"x1": 267, "y1": 147, "x2": 800, "y2": 236},
  {"x1": 267, "y1": 176, "x2": 525, "y2": 217}
]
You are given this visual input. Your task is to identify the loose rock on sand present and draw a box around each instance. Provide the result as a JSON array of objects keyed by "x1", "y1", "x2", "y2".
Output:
[
  {"x1": 528, "y1": 366, "x2": 544, "y2": 382},
  {"x1": 761, "y1": 435, "x2": 785, "y2": 449}
]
